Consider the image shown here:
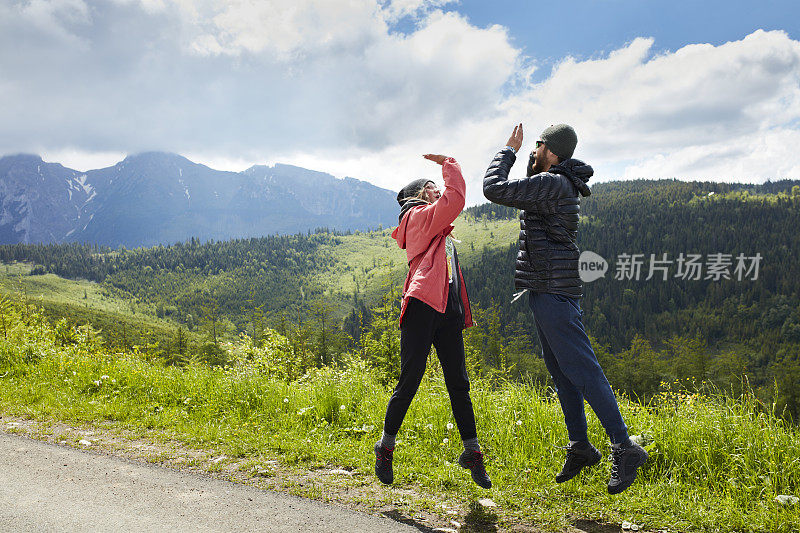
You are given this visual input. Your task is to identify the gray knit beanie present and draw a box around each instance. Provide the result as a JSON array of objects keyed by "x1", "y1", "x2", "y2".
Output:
[
  {"x1": 540, "y1": 124, "x2": 578, "y2": 160},
  {"x1": 397, "y1": 178, "x2": 433, "y2": 206}
]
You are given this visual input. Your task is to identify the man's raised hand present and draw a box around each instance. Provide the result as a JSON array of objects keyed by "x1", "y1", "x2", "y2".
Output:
[
  {"x1": 506, "y1": 123, "x2": 523, "y2": 152},
  {"x1": 423, "y1": 154, "x2": 448, "y2": 165}
]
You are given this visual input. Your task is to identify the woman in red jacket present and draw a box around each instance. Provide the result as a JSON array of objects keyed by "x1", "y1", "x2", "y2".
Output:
[{"x1": 373, "y1": 153, "x2": 491, "y2": 489}]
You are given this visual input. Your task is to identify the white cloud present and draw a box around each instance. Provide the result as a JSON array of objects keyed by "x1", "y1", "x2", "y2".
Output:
[
  {"x1": 1, "y1": 0, "x2": 799, "y2": 206},
  {"x1": 506, "y1": 30, "x2": 800, "y2": 163},
  {"x1": 20, "y1": 0, "x2": 91, "y2": 29},
  {"x1": 40, "y1": 148, "x2": 127, "y2": 172},
  {"x1": 1, "y1": 0, "x2": 91, "y2": 46},
  {"x1": 193, "y1": 0, "x2": 385, "y2": 58},
  {"x1": 278, "y1": 29, "x2": 800, "y2": 200},
  {"x1": 620, "y1": 128, "x2": 800, "y2": 181},
  {"x1": 0, "y1": 0, "x2": 518, "y2": 163}
]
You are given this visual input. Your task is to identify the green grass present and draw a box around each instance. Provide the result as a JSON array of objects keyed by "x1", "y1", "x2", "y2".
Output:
[
  {"x1": 0, "y1": 262, "x2": 146, "y2": 316},
  {"x1": 310, "y1": 215, "x2": 518, "y2": 303},
  {"x1": 0, "y1": 262, "x2": 204, "y2": 348},
  {"x1": 0, "y1": 309, "x2": 798, "y2": 532}
]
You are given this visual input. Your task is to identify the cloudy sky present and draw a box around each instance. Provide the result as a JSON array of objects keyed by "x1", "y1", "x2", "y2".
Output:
[{"x1": 2, "y1": 0, "x2": 800, "y2": 203}]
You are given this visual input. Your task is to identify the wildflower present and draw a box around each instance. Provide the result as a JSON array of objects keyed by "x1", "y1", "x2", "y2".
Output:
[
  {"x1": 446, "y1": 422, "x2": 454, "y2": 430},
  {"x1": 442, "y1": 438, "x2": 449, "y2": 444},
  {"x1": 339, "y1": 404, "x2": 346, "y2": 411},
  {"x1": 100, "y1": 375, "x2": 110, "y2": 380},
  {"x1": 425, "y1": 424, "x2": 433, "y2": 430},
  {"x1": 93, "y1": 380, "x2": 101, "y2": 386},
  {"x1": 72, "y1": 371, "x2": 77, "y2": 375},
  {"x1": 516, "y1": 420, "x2": 523, "y2": 426},
  {"x1": 283, "y1": 397, "x2": 289, "y2": 403}
]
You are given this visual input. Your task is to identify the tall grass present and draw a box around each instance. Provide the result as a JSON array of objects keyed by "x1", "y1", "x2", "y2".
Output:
[{"x1": 0, "y1": 311, "x2": 798, "y2": 532}]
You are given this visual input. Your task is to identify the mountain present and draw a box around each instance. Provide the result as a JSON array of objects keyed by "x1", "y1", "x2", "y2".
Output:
[
  {"x1": 0, "y1": 154, "x2": 90, "y2": 243},
  {"x1": 0, "y1": 152, "x2": 398, "y2": 247}
]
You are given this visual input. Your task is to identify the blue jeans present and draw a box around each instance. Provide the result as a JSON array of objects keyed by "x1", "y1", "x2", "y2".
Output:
[{"x1": 528, "y1": 291, "x2": 629, "y2": 444}]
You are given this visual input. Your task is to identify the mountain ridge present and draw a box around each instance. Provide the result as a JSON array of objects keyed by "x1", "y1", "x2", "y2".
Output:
[{"x1": 0, "y1": 152, "x2": 398, "y2": 248}]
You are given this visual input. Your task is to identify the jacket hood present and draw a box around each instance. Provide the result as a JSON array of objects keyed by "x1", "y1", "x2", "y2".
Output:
[
  {"x1": 550, "y1": 158, "x2": 593, "y2": 197},
  {"x1": 398, "y1": 198, "x2": 428, "y2": 225}
]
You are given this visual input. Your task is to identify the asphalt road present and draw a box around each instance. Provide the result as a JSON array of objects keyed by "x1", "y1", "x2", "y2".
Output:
[{"x1": 0, "y1": 432, "x2": 418, "y2": 532}]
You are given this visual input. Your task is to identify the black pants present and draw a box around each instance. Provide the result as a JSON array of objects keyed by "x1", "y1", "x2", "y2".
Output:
[{"x1": 383, "y1": 297, "x2": 477, "y2": 440}]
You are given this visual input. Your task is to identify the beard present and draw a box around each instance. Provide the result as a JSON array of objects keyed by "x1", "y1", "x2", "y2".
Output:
[{"x1": 526, "y1": 153, "x2": 549, "y2": 177}]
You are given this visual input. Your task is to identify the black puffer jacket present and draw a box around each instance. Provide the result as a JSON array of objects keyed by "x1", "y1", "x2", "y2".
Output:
[{"x1": 483, "y1": 148, "x2": 592, "y2": 298}]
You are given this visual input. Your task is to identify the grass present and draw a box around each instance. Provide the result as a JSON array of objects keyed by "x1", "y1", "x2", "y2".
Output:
[
  {"x1": 0, "y1": 262, "x2": 204, "y2": 348},
  {"x1": 310, "y1": 215, "x2": 518, "y2": 304},
  {"x1": 0, "y1": 213, "x2": 519, "y2": 334},
  {"x1": 0, "y1": 262, "x2": 147, "y2": 316},
  {"x1": 1, "y1": 309, "x2": 798, "y2": 532}
]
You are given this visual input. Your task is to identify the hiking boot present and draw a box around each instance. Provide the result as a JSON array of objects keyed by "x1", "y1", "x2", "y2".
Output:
[
  {"x1": 374, "y1": 443, "x2": 394, "y2": 485},
  {"x1": 555, "y1": 441, "x2": 602, "y2": 483},
  {"x1": 607, "y1": 441, "x2": 648, "y2": 494},
  {"x1": 458, "y1": 449, "x2": 492, "y2": 489}
]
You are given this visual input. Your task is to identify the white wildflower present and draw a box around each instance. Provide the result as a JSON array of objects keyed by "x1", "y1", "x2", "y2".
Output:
[{"x1": 446, "y1": 422, "x2": 454, "y2": 430}]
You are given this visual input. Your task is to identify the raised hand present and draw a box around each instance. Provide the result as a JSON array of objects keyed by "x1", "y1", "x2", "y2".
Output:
[
  {"x1": 423, "y1": 154, "x2": 448, "y2": 165},
  {"x1": 506, "y1": 123, "x2": 523, "y2": 152}
]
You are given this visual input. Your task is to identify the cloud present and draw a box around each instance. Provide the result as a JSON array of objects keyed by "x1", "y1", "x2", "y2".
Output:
[
  {"x1": 0, "y1": 0, "x2": 518, "y2": 160},
  {"x1": 505, "y1": 30, "x2": 800, "y2": 171},
  {"x1": 297, "y1": 29, "x2": 800, "y2": 199},
  {"x1": 620, "y1": 128, "x2": 800, "y2": 181},
  {"x1": 189, "y1": 0, "x2": 386, "y2": 58},
  {"x1": 1, "y1": 1, "x2": 799, "y2": 204}
]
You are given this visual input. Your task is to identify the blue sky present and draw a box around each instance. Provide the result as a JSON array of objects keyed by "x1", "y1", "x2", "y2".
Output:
[
  {"x1": 1, "y1": 0, "x2": 799, "y2": 204},
  {"x1": 456, "y1": 0, "x2": 799, "y2": 68}
]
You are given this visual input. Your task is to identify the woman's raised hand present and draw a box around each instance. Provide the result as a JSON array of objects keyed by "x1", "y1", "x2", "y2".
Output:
[{"x1": 423, "y1": 154, "x2": 448, "y2": 165}]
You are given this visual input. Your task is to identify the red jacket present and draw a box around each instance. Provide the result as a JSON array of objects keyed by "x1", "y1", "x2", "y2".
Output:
[{"x1": 391, "y1": 157, "x2": 474, "y2": 328}]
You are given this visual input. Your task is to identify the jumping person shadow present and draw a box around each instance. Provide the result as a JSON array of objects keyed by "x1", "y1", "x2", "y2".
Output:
[
  {"x1": 573, "y1": 518, "x2": 624, "y2": 533},
  {"x1": 382, "y1": 500, "x2": 499, "y2": 532},
  {"x1": 381, "y1": 509, "x2": 439, "y2": 533},
  {"x1": 461, "y1": 500, "x2": 499, "y2": 532}
]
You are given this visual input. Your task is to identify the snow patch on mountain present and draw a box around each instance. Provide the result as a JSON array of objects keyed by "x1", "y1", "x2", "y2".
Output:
[
  {"x1": 178, "y1": 178, "x2": 190, "y2": 201},
  {"x1": 74, "y1": 175, "x2": 93, "y2": 196}
]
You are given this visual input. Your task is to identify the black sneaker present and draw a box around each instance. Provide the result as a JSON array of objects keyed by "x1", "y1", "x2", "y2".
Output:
[
  {"x1": 374, "y1": 443, "x2": 394, "y2": 485},
  {"x1": 458, "y1": 449, "x2": 492, "y2": 489},
  {"x1": 555, "y1": 441, "x2": 602, "y2": 483},
  {"x1": 607, "y1": 441, "x2": 648, "y2": 494}
]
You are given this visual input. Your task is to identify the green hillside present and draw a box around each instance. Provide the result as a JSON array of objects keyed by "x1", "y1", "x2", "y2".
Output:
[{"x1": 1, "y1": 178, "x2": 799, "y2": 417}]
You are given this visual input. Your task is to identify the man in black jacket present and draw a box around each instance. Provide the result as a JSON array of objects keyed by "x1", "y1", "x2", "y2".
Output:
[{"x1": 482, "y1": 123, "x2": 648, "y2": 495}]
